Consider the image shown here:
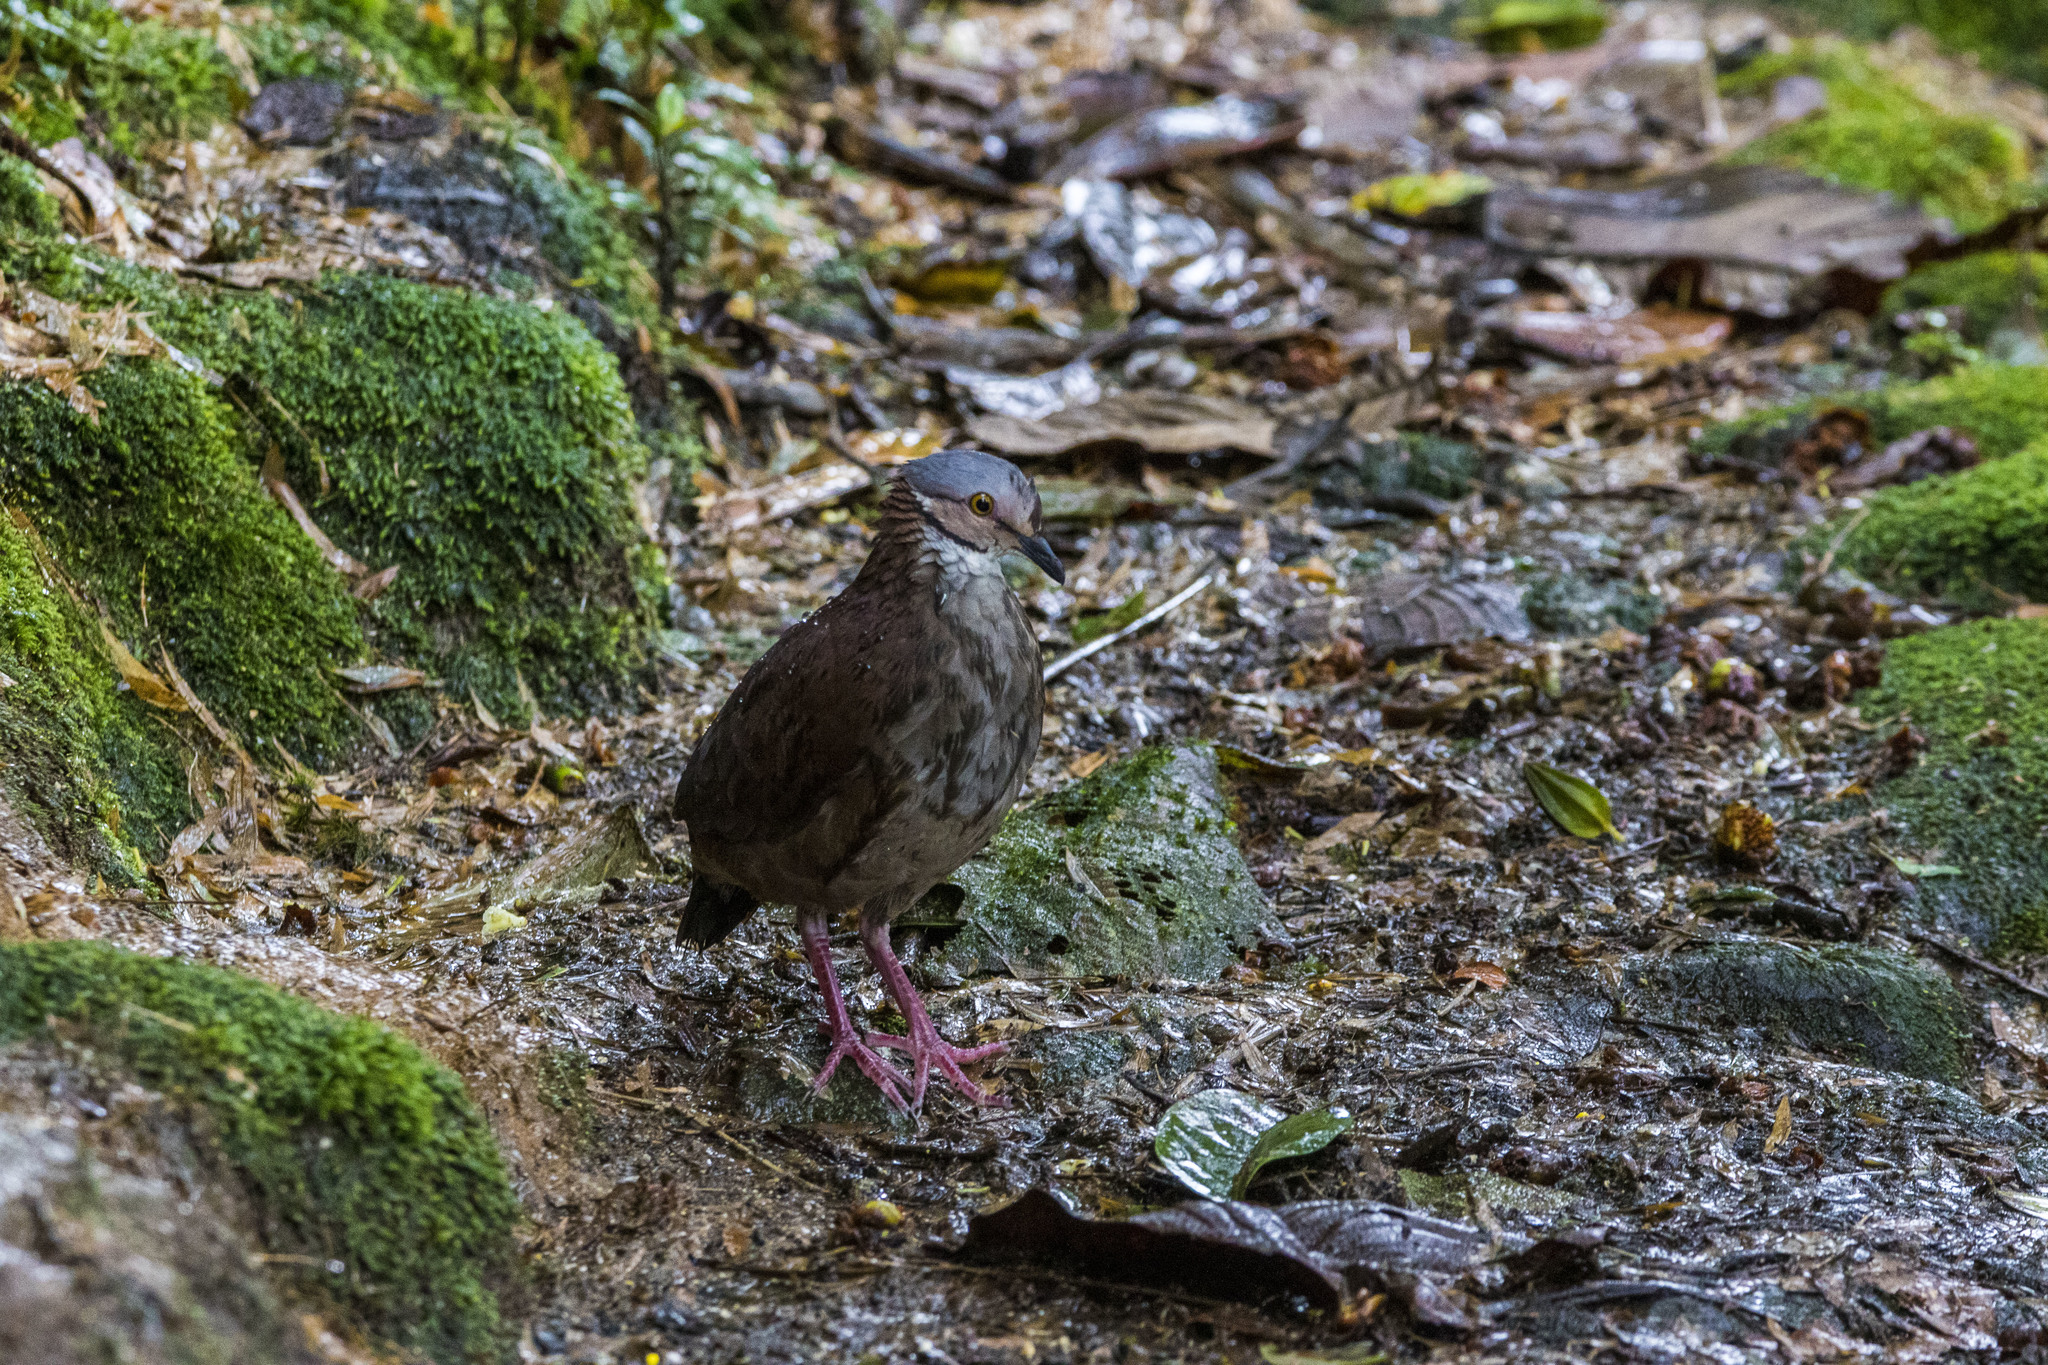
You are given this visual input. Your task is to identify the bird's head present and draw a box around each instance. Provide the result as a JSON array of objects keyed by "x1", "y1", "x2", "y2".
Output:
[{"x1": 897, "y1": 449, "x2": 1065, "y2": 584}]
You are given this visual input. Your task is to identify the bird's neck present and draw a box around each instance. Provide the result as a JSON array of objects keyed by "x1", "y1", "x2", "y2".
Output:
[{"x1": 865, "y1": 484, "x2": 1009, "y2": 611}]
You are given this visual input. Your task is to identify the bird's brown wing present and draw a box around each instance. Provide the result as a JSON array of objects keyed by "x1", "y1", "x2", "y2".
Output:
[{"x1": 671, "y1": 586, "x2": 926, "y2": 899}]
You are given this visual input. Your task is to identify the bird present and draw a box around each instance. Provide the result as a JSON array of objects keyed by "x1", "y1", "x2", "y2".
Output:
[{"x1": 671, "y1": 449, "x2": 1063, "y2": 1112}]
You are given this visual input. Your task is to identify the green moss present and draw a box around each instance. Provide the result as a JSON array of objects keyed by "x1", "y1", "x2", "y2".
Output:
[
  {"x1": 0, "y1": 357, "x2": 367, "y2": 765},
  {"x1": 1882, "y1": 253, "x2": 2048, "y2": 345},
  {"x1": 0, "y1": 940, "x2": 522, "y2": 1363},
  {"x1": 1623, "y1": 941, "x2": 1969, "y2": 1081},
  {"x1": 164, "y1": 273, "x2": 658, "y2": 720},
  {"x1": 1698, "y1": 364, "x2": 2048, "y2": 478},
  {"x1": 1, "y1": 0, "x2": 241, "y2": 153},
  {"x1": 1316, "y1": 433, "x2": 1478, "y2": 510},
  {"x1": 0, "y1": 510, "x2": 189, "y2": 869},
  {"x1": 13, "y1": 253, "x2": 659, "y2": 725},
  {"x1": 0, "y1": 158, "x2": 61, "y2": 236},
  {"x1": 1522, "y1": 571, "x2": 1663, "y2": 638},
  {"x1": 922, "y1": 742, "x2": 1272, "y2": 983},
  {"x1": 1812, "y1": 438, "x2": 2048, "y2": 609},
  {"x1": 1722, "y1": 41, "x2": 2040, "y2": 234},
  {"x1": 1855, "y1": 618, "x2": 2048, "y2": 951},
  {"x1": 253, "y1": 0, "x2": 467, "y2": 96},
  {"x1": 1769, "y1": 0, "x2": 2048, "y2": 88}
]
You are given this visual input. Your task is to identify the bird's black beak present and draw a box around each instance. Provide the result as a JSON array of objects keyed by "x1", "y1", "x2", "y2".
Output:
[{"x1": 1018, "y1": 534, "x2": 1064, "y2": 584}]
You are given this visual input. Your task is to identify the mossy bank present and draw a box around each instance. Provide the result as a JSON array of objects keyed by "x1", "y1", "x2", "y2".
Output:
[
  {"x1": 0, "y1": 939, "x2": 523, "y2": 1363},
  {"x1": 0, "y1": 214, "x2": 657, "y2": 865},
  {"x1": 1851, "y1": 619, "x2": 2048, "y2": 952}
]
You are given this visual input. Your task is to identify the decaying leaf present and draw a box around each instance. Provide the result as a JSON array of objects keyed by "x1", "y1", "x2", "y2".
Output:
[
  {"x1": 1764, "y1": 1095, "x2": 1792, "y2": 1154},
  {"x1": 1485, "y1": 166, "x2": 1953, "y2": 315},
  {"x1": 99, "y1": 622, "x2": 187, "y2": 711},
  {"x1": 1351, "y1": 576, "x2": 1532, "y2": 654},
  {"x1": 1522, "y1": 762, "x2": 1620, "y2": 841},
  {"x1": 969, "y1": 391, "x2": 1276, "y2": 459},
  {"x1": 961, "y1": 1188, "x2": 1491, "y2": 1315},
  {"x1": 335, "y1": 664, "x2": 430, "y2": 693},
  {"x1": 1714, "y1": 802, "x2": 1777, "y2": 869}
]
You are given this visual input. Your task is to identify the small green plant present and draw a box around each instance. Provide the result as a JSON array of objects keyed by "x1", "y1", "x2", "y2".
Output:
[{"x1": 597, "y1": 78, "x2": 777, "y2": 311}]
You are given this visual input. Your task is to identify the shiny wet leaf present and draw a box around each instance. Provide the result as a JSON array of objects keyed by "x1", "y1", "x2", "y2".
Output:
[{"x1": 1522, "y1": 761, "x2": 1620, "y2": 841}]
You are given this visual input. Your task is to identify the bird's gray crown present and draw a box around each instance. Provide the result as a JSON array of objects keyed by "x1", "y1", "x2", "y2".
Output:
[{"x1": 899, "y1": 449, "x2": 1039, "y2": 520}]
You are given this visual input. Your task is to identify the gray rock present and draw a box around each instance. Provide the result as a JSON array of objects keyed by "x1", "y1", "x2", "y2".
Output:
[
  {"x1": 1620, "y1": 939, "x2": 1969, "y2": 1082},
  {"x1": 918, "y1": 742, "x2": 1275, "y2": 983}
]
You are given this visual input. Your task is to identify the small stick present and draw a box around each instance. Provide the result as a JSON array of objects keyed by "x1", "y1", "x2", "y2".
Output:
[
  {"x1": 1044, "y1": 562, "x2": 1221, "y2": 682},
  {"x1": 1907, "y1": 929, "x2": 2048, "y2": 1005}
]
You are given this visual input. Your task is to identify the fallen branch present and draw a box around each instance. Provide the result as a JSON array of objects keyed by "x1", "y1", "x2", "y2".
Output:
[
  {"x1": 1906, "y1": 929, "x2": 2048, "y2": 1005},
  {"x1": 1044, "y1": 561, "x2": 1222, "y2": 682}
]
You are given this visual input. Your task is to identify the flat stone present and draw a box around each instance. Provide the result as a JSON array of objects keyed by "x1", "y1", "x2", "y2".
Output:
[
  {"x1": 918, "y1": 742, "x2": 1275, "y2": 984},
  {"x1": 1620, "y1": 939, "x2": 1968, "y2": 1082}
]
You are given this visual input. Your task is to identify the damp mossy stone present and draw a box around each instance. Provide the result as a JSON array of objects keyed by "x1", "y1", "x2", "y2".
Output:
[
  {"x1": 1881, "y1": 252, "x2": 2048, "y2": 345},
  {"x1": 919, "y1": 742, "x2": 1274, "y2": 983},
  {"x1": 1807, "y1": 437, "x2": 2048, "y2": 609},
  {"x1": 0, "y1": 940, "x2": 522, "y2": 1364},
  {"x1": 1855, "y1": 617, "x2": 2048, "y2": 951},
  {"x1": 1721, "y1": 40, "x2": 2038, "y2": 235},
  {"x1": 1621, "y1": 940, "x2": 1968, "y2": 1082}
]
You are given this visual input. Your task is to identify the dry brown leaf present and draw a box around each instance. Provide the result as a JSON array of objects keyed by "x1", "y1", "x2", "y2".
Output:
[
  {"x1": 99, "y1": 622, "x2": 187, "y2": 710},
  {"x1": 1450, "y1": 961, "x2": 1508, "y2": 991},
  {"x1": 1764, "y1": 1095, "x2": 1792, "y2": 1154},
  {"x1": 1067, "y1": 748, "x2": 1111, "y2": 779}
]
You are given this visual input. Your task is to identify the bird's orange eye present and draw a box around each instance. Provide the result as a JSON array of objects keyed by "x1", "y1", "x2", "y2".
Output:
[{"x1": 969, "y1": 492, "x2": 994, "y2": 516}]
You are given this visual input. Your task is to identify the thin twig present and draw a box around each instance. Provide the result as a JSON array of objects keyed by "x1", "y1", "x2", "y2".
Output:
[
  {"x1": 1044, "y1": 561, "x2": 1222, "y2": 682},
  {"x1": 1907, "y1": 930, "x2": 2048, "y2": 1005}
]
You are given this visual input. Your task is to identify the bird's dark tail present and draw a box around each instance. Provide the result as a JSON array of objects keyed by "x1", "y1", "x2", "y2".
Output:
[{"x1": 676, "y1": 874, "x2": 759, "y2": 948}]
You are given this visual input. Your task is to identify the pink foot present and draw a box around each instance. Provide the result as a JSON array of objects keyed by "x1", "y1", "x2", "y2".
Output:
[
  {"x1": 861, "y1": 919, "x2": 1009, "y2": 1111},
  {"x1": 798, "y1": 912, "x2": 910, "y2": 1112},
  {"x1": 813, "y1": 1028, "x2": 911, "y2": 1112}
]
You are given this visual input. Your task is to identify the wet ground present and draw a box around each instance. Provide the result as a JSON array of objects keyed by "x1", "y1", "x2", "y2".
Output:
[{"x1": 14, "y1": 0, "x2": 2048, "y2": 1358}]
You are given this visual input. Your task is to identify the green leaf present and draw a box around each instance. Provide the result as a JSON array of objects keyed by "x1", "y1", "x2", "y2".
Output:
[
  {"x1": 1155, "y1": 1089, "x2": 1350, "y2": 1201},
  {"x1": 1523, "y1": 761, "x2": 1620, "y2": 841},
  {"x1": 1352, "y1": 169, "x2": 1493, "y2": 219},
  {"x1": 593, "y1": 87, "x2": 653, "y2": 123},
  {"x1": 654, "y1": 83, "x2": 689, "y2": 139},
  {"x1": 1232, "y1": 1106, "x2": 1354, "y2": 1199},
  {"x1": 1892, "y1": 857, "x2": 1964, "y2": 877}
]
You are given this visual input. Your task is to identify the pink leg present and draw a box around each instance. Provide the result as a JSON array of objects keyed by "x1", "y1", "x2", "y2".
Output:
[
  {"x1": 798, "y1": 911, "x2": 910, "y2": 1112},
  {"x1": 860, "y1": 918, "x2": 1008, "y2": 1111}
]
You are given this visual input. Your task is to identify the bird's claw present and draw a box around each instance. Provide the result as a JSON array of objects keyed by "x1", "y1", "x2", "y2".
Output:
[
  {"x1": 871, "y1": 1031, "x2": 1008, "y2": 1110},
  {"x1": 814, "y1": 1031, "x2": 912, "y2": 1112}
]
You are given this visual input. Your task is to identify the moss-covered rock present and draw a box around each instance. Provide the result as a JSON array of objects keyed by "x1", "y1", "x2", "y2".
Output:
[
  {"x1": 1811, "y1": 438, "x2": 2048, "y2": 608},
  {"x1": 919, "y1": 742, "x2": 1275, "y2": 983},
  {"x1": 2, "y1": 0, "x2": 241, "y2": 153},
  {"x1": 1720, "y1": 40, "x2": 2039, "y2": 234},
  {"x1": 1621, "y1": 940, "x2": 1969, "y2": 1081},
  {"x1": 1697, "y1": 364, "x2": 2048, "y2": 478},
  {"x1": 163, "y1": 273, "x2": 658, "y2": 721},
  {"x1": 1773, "y1": 0, "x2": 2048, "y2": 89},
  {"x1": 1855, "y1": 618, "x2": 2048, "y2": 951},
  {"x1": 1881, "y1": 252, "x2": 2048, "y2": 345},
  {"x1": 0, "y1": 511, "x2": 190, "y2": 871},
  {"x1": 1521, "y1": 570, "x2": 1663, "y2": 638},
  {"x1": 0, "y1": 354, "x2": 368, "y2": 763},
  {"x1": 0, "y1": 940, "x2": 522, "y2": 1363},
  {"x1": 3, "y1": 245, "x2": 662, "y2": 729}
]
